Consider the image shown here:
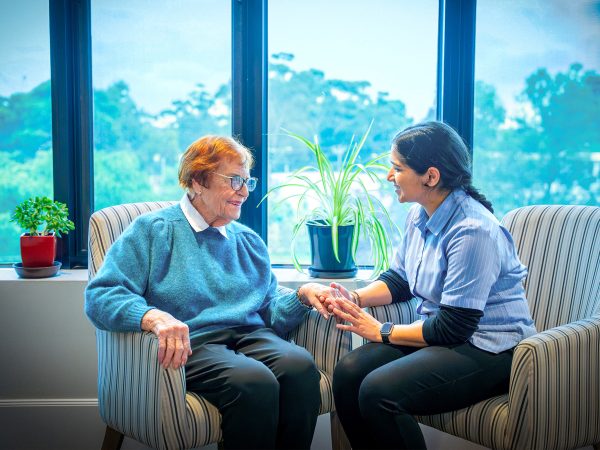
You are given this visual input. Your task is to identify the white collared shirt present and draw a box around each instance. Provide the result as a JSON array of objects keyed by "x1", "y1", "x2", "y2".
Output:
[{"x1": 179, "y1": 193, "x2": 228, "y2": 239}]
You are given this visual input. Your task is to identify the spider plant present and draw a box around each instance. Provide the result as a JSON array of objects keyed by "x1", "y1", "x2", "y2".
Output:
[{"x1": 261, "y1": 122, "x2": 400, "y2": 277}]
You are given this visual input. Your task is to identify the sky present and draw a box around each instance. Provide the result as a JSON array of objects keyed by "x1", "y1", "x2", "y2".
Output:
[{"x1": 1, "y1": 0, "x2": 598, "y2": 122}]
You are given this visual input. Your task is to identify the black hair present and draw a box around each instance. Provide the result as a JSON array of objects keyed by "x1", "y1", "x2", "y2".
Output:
[{"x1": 392, "y1": 121, "x2": 494, "y2": 213}]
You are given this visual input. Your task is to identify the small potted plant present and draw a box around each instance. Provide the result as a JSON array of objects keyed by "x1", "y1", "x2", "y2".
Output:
[
  {"x1": 262, "y1": 123, "x2": 399, "y2": 278},
  {"x1": 11, "y1": 196, "x2": 75, "y2": 268}
]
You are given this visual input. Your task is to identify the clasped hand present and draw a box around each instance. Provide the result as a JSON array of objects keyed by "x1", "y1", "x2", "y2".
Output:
[
  {"x1": 322, "y1": 282, "x2": 383, "y2": 342},
  {"x1": 141, "y1": 309, "x2": 192, "y2": 369}
]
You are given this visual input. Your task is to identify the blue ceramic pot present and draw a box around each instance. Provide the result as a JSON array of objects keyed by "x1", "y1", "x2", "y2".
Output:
[{"x1": 306, "y1": 222, "x2": 357, "y2": 278}]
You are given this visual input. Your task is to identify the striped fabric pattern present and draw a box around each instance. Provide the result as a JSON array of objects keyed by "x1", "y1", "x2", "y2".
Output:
[
  {"x1": 364, "y1": 298, "x2": 420, "y2": 345},
  {"x1": 367, "y1": 205, "x2": 600, "y2": 450},
  {"x1": 505, "y1": 316, "x2": 600, "y2": 450},
  {"x1": 88, "y1": 201, "x2": 178, "y2": 278},
  {"x1": 89, "y1": 202, "x2": 351, "y2": 449},
  {"x1": 502, "y1": 205, "x2": 600, "y2": 331},
  {"x1": 286, "y1": 308, "x2": 352, "y2": 376}
]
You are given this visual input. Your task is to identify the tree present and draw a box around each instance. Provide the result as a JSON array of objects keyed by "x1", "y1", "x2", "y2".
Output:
[
  {"x1": 0, "y1": 80, "x2": 52, "y2": 161},
  {"x1": 267, "y1": 53, "x2": 412, "y2": 172},
  {"x1": 473, "y1": 63, "x2": 600, "y2": 216}
]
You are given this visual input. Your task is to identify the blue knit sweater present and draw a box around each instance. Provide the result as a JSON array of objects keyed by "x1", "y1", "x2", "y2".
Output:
[{"x1": 85, "y1": 205, "x2": 308, "y2": 338}]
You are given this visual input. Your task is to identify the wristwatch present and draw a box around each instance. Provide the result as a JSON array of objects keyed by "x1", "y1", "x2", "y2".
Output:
[{"x1": 380, "y1": 322, "x2": 394, "y2": 344}]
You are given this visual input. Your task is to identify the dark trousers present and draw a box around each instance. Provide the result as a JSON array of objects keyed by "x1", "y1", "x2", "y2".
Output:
[
  {"x1": 185, "y1": 327, "x2": 321, "y2": 450},
  {"x1": 332, "y1": 342, "x2": 514, "y2": 450}
]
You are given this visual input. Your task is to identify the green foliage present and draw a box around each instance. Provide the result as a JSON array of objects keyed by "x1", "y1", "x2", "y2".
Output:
[
  {"x1": 268, "y1": 53, "x2": 413, "y2": 173},
  {"x1": 0, "y1": 80, "x2": 52, "y2": 161},
  {"x1": 0, "y1": 212, "x2": 21, "y2": 261},
  {"x1": 261, "y1": 123, "x2": 399, "y2": 277},
  {"x1": 1, "y1": 57, "x2": 599, "y2": 265},
  {"x1": 473, "y1": 63, "x2": 600, "y2": 217},
  {"x1": 11, "y1": 196, "x2": 74, "y2": 237}
]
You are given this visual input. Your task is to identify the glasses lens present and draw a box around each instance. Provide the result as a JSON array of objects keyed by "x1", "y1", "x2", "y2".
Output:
[
  {"x1": 247, "y1": 178, "x2": 257, "y2": 192},
  {"x1": 231, "y1": 175, "x2": 243, "y2": 191}
]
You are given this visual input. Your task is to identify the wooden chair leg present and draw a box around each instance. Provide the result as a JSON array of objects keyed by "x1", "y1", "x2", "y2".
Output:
[
  {"x1": 330, "y1": 410, "x2": 351, "y2": 450},
  {"x1": 101, "y1": 426, "x2": 124, "y2": 450}
]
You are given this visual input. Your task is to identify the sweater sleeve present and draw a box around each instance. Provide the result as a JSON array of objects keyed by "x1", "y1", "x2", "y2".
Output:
[
  {"x1": 260, "y1": 276, "x2": 311, "y2": 337},
  {"x1": 84, "y1": 217, "x2": 167, "y2": 331},
  {"x1": 377, "y1": 268, "x2": 412, "y2": 303},
  {"x1": 421, "y1": 304, "x2": 483, "y2": 345},
  {"x1": 252, "y1": 245, "x2": 310, "y2": 337}
]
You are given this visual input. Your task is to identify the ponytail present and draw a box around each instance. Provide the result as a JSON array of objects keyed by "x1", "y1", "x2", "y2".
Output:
[
  {"x1": 462, "y1": 184, "x2": 494, "y2": 214},
  {"x1": 392, "y1": 121, "x2": 495, "y2": 214}
]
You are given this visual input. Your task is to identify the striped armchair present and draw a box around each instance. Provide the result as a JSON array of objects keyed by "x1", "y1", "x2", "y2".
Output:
[
  {"x1": 367, "y1": 205, "x2": 600, "y2": 450},
  {"x1": 88, "y1": 202, "x2": 352, "y2": 450}
]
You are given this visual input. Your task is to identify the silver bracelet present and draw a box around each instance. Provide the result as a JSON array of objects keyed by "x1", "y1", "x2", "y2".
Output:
[{"x1": 350, "y1": 290, "x2": 362, "y2": 308}]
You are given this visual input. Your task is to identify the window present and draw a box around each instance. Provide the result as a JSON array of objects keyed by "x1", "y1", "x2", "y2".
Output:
[
  {"x1": 0, "y1": 0, "x2": 52, "y2": 264},
  {"x1": 91, "y1": 0, "x2": 231, "y2": 210},
  {"x1": 473, "y1": 0, "x2": 600, "y2": 218},
  {"x1": 267, "y1": 0, "x2": 439, "y2": 265}
]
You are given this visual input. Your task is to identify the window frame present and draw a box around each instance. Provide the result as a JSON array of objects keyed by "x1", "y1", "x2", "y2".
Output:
[
  {"x1": 31, "y1": 0, "x2": 476, "y2": 269},
  {"x1": 49, "y1": 0, "x2": 94, "y2": 268}
]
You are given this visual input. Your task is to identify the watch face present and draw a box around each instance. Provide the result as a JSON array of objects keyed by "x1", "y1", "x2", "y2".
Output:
[{"x1": 381, "y1": 322, "x2": 394, "y2": 335}]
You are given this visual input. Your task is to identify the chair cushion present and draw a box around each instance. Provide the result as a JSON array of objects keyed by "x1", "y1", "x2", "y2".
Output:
[{"x1": 417, "y1": 394, "x2": 509, "y2": 450}]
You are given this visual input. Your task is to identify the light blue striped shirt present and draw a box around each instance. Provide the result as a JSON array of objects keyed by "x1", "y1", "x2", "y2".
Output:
[{"x1": 391, "y1": 189, "x2": 536, "y2": 353}]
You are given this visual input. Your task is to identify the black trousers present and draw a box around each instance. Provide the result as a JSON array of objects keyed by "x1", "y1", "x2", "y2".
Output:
[
  {"x1": 185, "y1": 326, "x2": 321, "y2": 450},
  {"x1": 332, "y1": 342, "x2": 514, "y2": 450}
]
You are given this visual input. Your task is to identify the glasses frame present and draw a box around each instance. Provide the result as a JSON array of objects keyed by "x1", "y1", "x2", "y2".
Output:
[{"x1": 211, "y1": 172, "x2": 258, "y2": 192}]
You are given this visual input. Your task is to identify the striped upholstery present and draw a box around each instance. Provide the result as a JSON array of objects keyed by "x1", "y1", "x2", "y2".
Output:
[
  {"x1": 88, "y1": 201, "x2": 178, "y2": 278},
  {"x1": 89, "y1": 202, "x2": 351, "y2": 449},
  {"x1": 367, "y1": 205, "x2": 600, "y2": 450},
  {"x1": 502, "y1": 205, "x2": 600, "y2": 331}
]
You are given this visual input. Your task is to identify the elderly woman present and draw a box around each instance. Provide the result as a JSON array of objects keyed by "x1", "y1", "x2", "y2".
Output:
[{"x1": 85, "y1": 136, "x2": 328, "y2": 450}]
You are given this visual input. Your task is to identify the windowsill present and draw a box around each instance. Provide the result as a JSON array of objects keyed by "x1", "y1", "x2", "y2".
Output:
[
  {"x1": 0, "y1": 268, "x2": 88, "y2": 282},
  {"x1": 0, "y1": 267, "x2": 372, "y2": 288}
]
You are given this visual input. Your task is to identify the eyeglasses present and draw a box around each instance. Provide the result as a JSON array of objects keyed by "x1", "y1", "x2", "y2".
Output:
[{"x1": 211, "y1": 172, "x2": 258, "y2": 192}]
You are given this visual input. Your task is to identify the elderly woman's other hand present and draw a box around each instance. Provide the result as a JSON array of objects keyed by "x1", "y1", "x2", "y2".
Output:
[{"x1": 141, "y1": 309, "x2": 192, "y2": 369}]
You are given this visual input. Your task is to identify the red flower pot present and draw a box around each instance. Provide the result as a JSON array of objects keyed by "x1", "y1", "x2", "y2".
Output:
[{"x1": 20, "y1": 233, "x2": 56, "y2": 268}]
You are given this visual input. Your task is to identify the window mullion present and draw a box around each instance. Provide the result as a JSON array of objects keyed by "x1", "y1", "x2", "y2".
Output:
[
  {"x1": 232, "y1": 0, "x2": 268, "y2": 242},
  {"x1": 437, "y1": 0, "x2": 476, "y2": 151},
  {"x1": 49, "y1": 0, "x2": 94, "y2": 268}
]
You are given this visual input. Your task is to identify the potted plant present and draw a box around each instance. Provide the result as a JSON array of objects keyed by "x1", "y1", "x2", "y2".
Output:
[
  {"x1": 11, "y1": 196, "x2": 75, "y2": 268},
  {"x1": 262, "y1": 123, "x2": 399, "y2": 278}
]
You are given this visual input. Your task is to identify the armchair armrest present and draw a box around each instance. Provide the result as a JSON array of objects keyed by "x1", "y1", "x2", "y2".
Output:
[
  {"x1": 96, "y1": 330, "x2": 188, "y2": 450},
  {"x1": 505, "y1": 315, "x2": 600, "y2": 450},
  {"x1": 286, "y1": 308, "x2": 352, "y2": 376},
  {"x1": 363, "y1": 298, "x2": 420, "y2": 346},
  {"x1": 367, "y1": 298, "x2": 420, "y2": 324}
]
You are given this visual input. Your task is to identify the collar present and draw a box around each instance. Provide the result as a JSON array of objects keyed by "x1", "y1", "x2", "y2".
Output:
[
  {"x1": 180, "y1": 193, "x2": 228, "y2": 238},
  {"x1": 412, "y1": 189, "x2": 466, "y2": 236}
]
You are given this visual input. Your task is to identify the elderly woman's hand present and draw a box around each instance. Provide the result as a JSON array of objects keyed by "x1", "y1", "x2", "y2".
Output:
[
  {"x1": 297, "y1": 282, "x2": 336, "y2": 319},
  {"x1": 141, "y1": 309, "x2": 192, "y2": 369}
]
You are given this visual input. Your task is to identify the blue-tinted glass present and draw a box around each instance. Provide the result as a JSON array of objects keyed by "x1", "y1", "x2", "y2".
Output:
[
  {"x1": 0, "y1": 0, "x2": 52, "y2": 264},
  {"x1": 473, "y1": 0, "x2": 600, "y2": 218},
  {"x1": 91, "y1": 0, "x2": 231, "y2": 210},
  {"x1": 267, "y1": 0, "x2": 438, "y2": 266}
]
